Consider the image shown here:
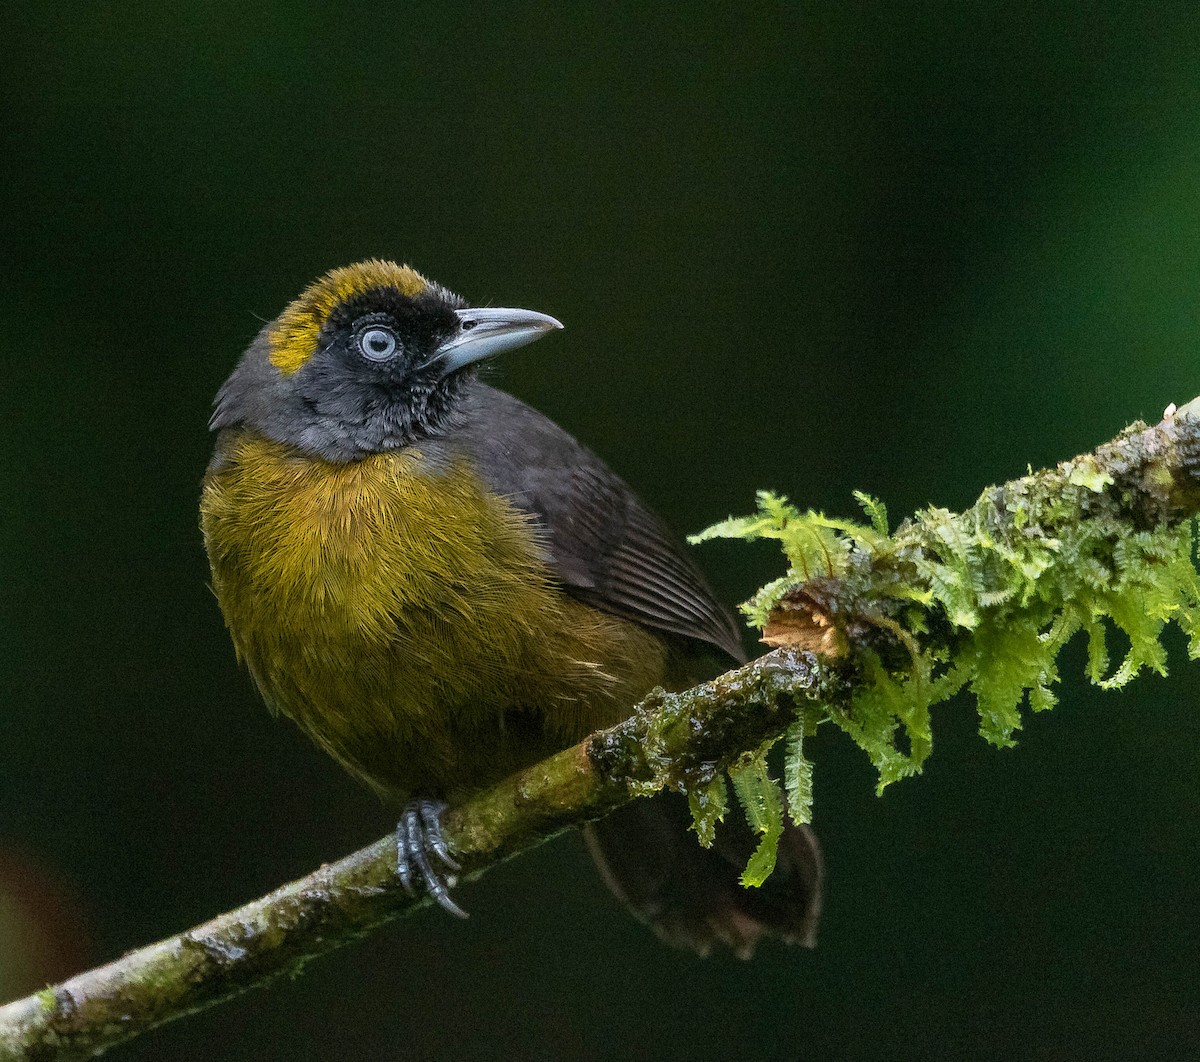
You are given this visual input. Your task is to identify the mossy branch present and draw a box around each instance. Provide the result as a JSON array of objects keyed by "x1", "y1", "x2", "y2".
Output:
[
  {"x1": 5, "y1": 395, "x2": 1200, "y2": 1061},
  {"x1": 690, "y1": 396, "x2": 1200, "y2": 809}
]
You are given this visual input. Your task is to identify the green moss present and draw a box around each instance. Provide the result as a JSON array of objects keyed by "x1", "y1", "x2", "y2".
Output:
[
  {"x1": 689, "y1": 447, "x2": 1200, "y2": 883},
  {"x1": 729, "y1": 754, "x2": 784, "y2": 887},
  {"x1": 783, "y1": 717, "x2": 815, "y2": 826},
  {"x1": 686, "y1": 775, "x2": 728, "y2": 848}
]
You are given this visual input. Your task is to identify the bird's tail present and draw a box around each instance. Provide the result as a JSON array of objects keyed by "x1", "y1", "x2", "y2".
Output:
[{"x1": 583, "y1": 791, "x2": 823, "y2": 958}]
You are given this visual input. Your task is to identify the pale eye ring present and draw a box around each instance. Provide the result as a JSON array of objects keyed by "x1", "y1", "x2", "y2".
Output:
[{"x1": 357, "y1": 325, "x2": 400, "y2": 361}]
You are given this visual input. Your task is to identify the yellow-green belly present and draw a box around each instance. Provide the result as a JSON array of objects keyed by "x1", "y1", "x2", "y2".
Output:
[{"x1": 200, "y1": 432, "x2": 668, "y2": 801}]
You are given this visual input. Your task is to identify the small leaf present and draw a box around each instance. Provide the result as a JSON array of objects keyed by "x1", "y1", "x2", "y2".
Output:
[
  {"x1": 730, "y1": 760, "x2": 784, "y2": 887},
  {"x1": 687, "y1": 776, "x2": 728, "y2": 848},
  {"x1": 1083, "y1": 617, "x2": 1110, "y2": 683},
  {"x1": 854, "y1": 490, "x2": 890, "y2": 536},
  {"x1": 784, "y1": 720, "x2": 814, "y2": 825}
]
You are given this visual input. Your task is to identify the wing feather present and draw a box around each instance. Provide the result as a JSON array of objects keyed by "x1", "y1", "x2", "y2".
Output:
[{"x1": 448, "y1": 385, "x2": 745, "y2": 663}]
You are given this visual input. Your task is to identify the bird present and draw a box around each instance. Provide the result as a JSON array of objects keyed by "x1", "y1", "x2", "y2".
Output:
[{"x1": 200, "y1": 259, "x2": 822, "y2": 957}]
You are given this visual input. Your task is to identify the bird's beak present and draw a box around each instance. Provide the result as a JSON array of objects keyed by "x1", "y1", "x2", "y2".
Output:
[{"x1": 427, "y1": 307, "x2": 564, "y2": 374}]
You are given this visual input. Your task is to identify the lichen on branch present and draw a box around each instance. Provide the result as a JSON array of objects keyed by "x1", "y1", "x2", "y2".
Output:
[{"x1": 689, "y1": 397, "x2": 1200, "y2": 875}]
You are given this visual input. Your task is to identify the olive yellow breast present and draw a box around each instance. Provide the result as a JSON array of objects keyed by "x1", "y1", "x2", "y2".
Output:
[{"x1": 200, "y1": 432, "x2": 668, "y2": 801}]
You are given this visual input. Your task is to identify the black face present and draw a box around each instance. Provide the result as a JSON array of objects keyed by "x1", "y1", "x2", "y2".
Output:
[
  {"x1": 316, "y1": 285, "x2": 465, "y2": 386},
  {"x1": 262, "y1": 284, "x2": 472, "y2": 458}
]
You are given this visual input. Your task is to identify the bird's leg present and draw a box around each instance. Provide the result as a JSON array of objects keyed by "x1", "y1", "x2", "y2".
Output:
[{"x1": 396, "y1": 799, "x2": 467, "y2": 918}]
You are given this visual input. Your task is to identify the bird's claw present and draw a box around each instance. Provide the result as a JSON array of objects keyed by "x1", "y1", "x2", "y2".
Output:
[{"x1": 396, "y1": 800, "x2": 467, "y2": 918}]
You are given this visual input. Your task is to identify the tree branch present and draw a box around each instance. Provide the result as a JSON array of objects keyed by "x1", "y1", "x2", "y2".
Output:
[
  {"x1": 4, "y1": 394, "x2": 1200, "y2": 1062},
  {"x1": 0, "y1": 650, "x2": 841, "y2": 1062}
]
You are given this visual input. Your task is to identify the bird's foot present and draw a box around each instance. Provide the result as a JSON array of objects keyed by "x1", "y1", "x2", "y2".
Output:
[{"x1": 396, "y1": 799, "x2": 467, "y2": 918}]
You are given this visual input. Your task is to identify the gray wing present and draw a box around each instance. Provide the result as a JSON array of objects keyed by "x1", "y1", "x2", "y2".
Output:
[{"x1": 448, "y1": 384, "x2": 745, "y2": 663}]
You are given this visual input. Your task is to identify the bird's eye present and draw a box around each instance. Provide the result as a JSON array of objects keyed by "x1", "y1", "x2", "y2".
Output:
[{"x1": 357, "y1": 326, "x2": 399, "y2": 361}]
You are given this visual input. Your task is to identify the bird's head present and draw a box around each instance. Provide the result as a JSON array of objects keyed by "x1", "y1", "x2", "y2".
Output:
[{"x1": 211, "y1": 259, "x2": 562, "y2": 459}]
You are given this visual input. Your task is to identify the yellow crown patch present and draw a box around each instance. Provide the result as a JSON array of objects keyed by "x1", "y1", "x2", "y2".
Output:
[{"x1": 268, "y1": 260, "x2": 428, "y2": 375}]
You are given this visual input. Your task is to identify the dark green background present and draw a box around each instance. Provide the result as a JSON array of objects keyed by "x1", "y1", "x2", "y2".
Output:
[{"x1": 4, "y1": 3, "x2": 1199, "y2": 1059}]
